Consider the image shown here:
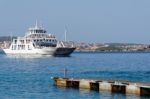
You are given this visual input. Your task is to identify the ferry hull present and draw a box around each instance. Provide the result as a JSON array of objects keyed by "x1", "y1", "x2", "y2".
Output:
[
  {"x1": 54, "y1": 47, "x2": 76, "y2": 56},
  {"x1": 3, "y1": 47, "x2": 57, "y2": 55}
]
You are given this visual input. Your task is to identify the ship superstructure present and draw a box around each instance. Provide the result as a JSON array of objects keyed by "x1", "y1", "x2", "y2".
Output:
[{"x1": 3, "y1": 23, "x2": 57, "y2": 55}]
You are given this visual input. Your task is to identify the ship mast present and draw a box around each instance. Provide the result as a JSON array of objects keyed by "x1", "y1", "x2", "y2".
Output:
[
  {"x1": 10, "y1": 33, "x2": 13, "y2": 42},
  {"x1": 35, "y1": 20, "x2": 38, "y2": 28},
  {"x1": 65, "y1": 26, "x2": 67, "y2": 42}
]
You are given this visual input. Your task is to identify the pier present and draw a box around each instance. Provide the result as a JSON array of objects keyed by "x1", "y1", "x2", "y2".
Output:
[{"x1": 52, "y1": 77, "x2": 150, "y2": 96}]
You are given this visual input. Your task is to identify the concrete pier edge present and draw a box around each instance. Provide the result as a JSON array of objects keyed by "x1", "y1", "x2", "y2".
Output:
[{"x1": 52, "y1": 77, "x2": 150, "y2": 96}]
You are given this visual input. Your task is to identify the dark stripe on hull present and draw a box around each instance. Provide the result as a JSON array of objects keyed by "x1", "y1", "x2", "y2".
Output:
[{"x1": 54, "y1": 47, "x2": 76, "y2": 56}]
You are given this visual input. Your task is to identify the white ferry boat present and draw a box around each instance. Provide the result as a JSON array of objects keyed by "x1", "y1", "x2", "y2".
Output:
[{"x1": 3, "y1": 23, "x2": 57, "y2": 55}]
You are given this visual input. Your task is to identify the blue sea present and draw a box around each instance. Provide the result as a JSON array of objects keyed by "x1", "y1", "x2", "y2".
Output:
[{"x1": 0, "y1": 52, "x2": 150, "y2": 99}]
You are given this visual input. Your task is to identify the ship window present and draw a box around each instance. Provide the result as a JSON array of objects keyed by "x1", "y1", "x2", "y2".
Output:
[
  {"x1": 23, "y1": 45, "x2": 25, "y2": 50},
  {"x1": 28, "y1": 45, "x2": 31, "y2": 50}
]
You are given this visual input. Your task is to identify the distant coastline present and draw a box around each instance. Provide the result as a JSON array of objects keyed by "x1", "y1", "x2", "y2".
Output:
[
  {"x1": 1, "y1": 36, "x2": 150, "y2": 53},
  {"x1": 74, "y1": 50, "x2": 150, "y2": 53}
]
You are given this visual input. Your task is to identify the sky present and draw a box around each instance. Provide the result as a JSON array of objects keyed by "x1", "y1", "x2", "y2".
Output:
[{"x1": 0, "y1": 0, "x2": 150, "y2": 44}]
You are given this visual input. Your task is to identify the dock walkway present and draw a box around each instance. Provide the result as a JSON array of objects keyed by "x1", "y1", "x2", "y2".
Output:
[{"x1": 52, "y1": 77, "x2": 150, "y2": 96}]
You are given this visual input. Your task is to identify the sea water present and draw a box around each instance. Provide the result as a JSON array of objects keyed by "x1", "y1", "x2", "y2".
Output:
[{"x1": 0, "y1": 52, "x2": 149, "y2": 99}]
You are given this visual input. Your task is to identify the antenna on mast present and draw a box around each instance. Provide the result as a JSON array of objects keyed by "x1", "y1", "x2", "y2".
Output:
[
  {"x1": 10, "y1": 33, "x2": 12, "y2": 42},
  {"x1": 39, "y1": 21, "x2": 43, "y2": 28},
  {"x1": 35, "y1": 20, "x2": 38, "y2": 28}
]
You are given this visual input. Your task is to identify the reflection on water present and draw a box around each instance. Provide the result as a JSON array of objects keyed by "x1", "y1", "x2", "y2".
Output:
[{"x1": 56, "y1": 86, "x2": 147, "y2": 99}]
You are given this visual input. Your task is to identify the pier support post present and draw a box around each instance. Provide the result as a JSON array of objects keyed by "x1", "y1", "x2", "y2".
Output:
[
  {"x1": 54, "y1": 78, "x2": 68, "y2": 87},
  {"x1": 90, "y1": 82, "x2": 99, "y2": 91},
  {"x1": 99, "y1": 81, "x2": 112, "y2": 92},
  {"x1": 64, "y1": 68, "x2": 68, "y2": 78},
  {"x1": 79, "y1": 80, "x2": 90, "y2": 89},
  {"x1": 126, "y1": 84, "x2": 140, "y2": 95},
  {"x1": 140, "y1": 86, "x2": 150, "y2": 96},
  {"x1": 112, "y1": 82, "x2": 126, "y2": 94},
  {"x1": 67, "y1": 80, "x2": 79, "y2": 88}
]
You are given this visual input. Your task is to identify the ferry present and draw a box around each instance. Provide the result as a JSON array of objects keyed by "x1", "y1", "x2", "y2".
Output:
[
  {"x1": 3, "y1": 23, "x2": 57, "y2": 55},
  {"x1": 3, "y1": 22, "x2": 76, "y2": 56}
]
